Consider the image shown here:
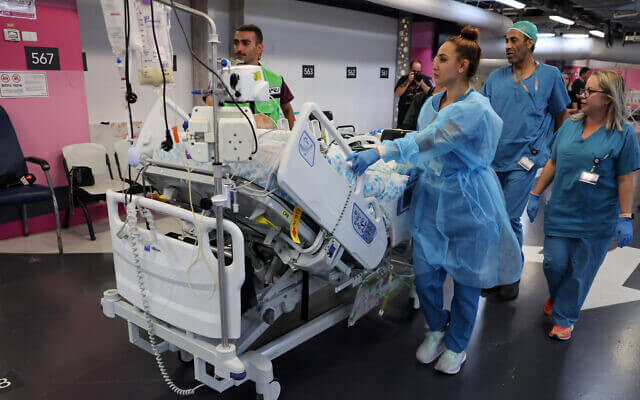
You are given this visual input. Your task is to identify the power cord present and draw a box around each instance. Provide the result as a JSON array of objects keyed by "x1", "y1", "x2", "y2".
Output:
[
  {"x1": 123, "y1": 0, "x2": 138, "y2": 203},
  {"x1": 125, "y1": 203, "x2": 205, "y2": 396},
  {"x1": 149, "y1": 0, "x2": 173, "y2": 152},
  {"x1": 169, "y1": 0, "x2": 258, "y2": 154}
]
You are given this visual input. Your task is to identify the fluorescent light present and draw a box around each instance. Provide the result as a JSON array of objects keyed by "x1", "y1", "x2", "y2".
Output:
[
  {"x1": 495, "y1": 0, "x2": 526, "y2": 9},
  {"x1": 538, "y1": 33, "x2": 556, "y2": 37},
  {"x1": 589, "y1": 30, "x2": 605, "y2": 38},
  {"x1": 563, "y1": 33, "x2": 589, "y2": 39},
  {"x1": 549, "y1": 15, "x2": 575, "y2": 25}
]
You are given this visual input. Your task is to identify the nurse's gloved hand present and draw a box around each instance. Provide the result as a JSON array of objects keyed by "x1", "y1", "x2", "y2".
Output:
[
  {"x1": 347, "y1": 149, "x2": 380, "y2": 176},
  {"x1": 615, "y1": 218, "x2": 633, "y2": 248},
  {"x1": 526, "y1": 193, "x2": 540, "y2": 223},
  {"x1": 407, "y1": 168, "x2": 420, "y2": 185}
]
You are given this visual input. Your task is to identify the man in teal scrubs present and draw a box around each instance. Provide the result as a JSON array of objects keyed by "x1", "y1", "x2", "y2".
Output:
[{"x1": 482, "y1": 21, "x2": 570, "y2": 300}]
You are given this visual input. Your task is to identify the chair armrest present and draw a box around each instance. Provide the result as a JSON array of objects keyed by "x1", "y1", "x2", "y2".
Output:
[{"x1": 25, "y1": 156, "x2": 50, "y2": 171}]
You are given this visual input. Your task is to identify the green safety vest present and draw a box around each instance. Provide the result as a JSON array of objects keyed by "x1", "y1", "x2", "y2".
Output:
[{"x1": 225, "y1": 65, "x2": 283, "y2": 125}]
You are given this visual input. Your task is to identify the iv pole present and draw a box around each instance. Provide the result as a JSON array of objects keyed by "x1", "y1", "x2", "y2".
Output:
[{"x1": 153, "y1": 0, "x2": 231, "y2": 350}]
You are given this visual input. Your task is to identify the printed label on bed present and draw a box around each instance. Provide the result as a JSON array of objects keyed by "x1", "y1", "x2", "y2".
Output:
[
  {"x1": 298, "y1": 130, "x2": 315, "y2": 167},
  {"x1": 352, "y1": 203, "x2": 376, "y2": 245}
]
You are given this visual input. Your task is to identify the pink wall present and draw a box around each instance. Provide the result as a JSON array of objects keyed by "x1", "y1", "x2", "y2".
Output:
[
  {"x1": 410, "y1": 22, "x2": 435, "y2": 81},
  {"x1": 0, "y1": 0, "x2": 94, "y2": 240},
  {"x1": 0, "y1": 0, "x2": 90, "y2": 187},
  {"x1": 625, "y1": 69, "x2": 640, "y2": 90},
  {"x1": 562, "y1": 65, "x2": 640, "y2": 91}
]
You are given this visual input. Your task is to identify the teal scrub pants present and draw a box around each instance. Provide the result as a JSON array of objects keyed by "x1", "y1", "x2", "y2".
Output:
[
  {"x1": 542, "y1": 235, "x2": 611, "y2": 327},
  {"x1": 414, "y1": 262, "x2": 481, "y2": 353}
]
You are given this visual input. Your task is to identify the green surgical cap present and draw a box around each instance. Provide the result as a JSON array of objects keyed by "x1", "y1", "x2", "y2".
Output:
[{"x1": 509, "y1": 21, "x2": 538, "y2": 45}]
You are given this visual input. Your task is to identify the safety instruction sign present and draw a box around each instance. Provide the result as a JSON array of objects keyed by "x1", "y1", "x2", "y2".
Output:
[
  {"x1": 0, "y1": 0, "x2": 37, "y2": 19},
  {"x1": 0, "y1": 71, "x2": 48, "y2": 98}
]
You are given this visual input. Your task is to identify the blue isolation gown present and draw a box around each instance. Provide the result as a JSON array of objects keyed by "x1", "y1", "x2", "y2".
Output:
[{"x1": 382, "y1": 89, "x2": 522, "y2": 288}]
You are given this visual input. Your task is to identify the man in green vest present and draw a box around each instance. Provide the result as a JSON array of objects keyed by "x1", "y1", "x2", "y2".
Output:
[{"x1": 206, "y1": 24, "x2": 296, "y2": 129}]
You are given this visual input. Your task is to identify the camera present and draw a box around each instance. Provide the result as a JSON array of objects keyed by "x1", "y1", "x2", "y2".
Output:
[{"x1": 412, "y1": 71, "x2": 428, "y2": 83}]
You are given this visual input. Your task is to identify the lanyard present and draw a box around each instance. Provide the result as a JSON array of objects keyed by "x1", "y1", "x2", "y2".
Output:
[{"x1": 513, "y1": 62, "x2": 538, "y2": 105}]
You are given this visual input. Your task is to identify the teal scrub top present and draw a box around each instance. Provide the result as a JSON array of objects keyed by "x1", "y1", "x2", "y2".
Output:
[
  {"x1": 482, "y1": 63, "x2": 570, "y2": 171},
  {"x1": 544, "y1": 119, "x2": 640, "y2": 238}
]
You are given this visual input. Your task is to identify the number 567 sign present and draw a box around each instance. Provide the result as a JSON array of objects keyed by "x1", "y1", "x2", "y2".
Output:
[{"x1": 25, "y1": 46, "x2": 60, "y2": 70}]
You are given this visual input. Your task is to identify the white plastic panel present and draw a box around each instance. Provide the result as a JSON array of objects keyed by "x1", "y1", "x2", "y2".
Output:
[
  {"x1": 277, "y1": 102, "x2": 387, "y2": 269},
  {"x1": 106, "y1": 191, "x2": 245, "y2": 339}
]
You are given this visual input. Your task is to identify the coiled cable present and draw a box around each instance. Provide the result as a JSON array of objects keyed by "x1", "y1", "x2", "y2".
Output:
[{"x1": 125, "y1": 203, "x2": 205, "y2": 396}]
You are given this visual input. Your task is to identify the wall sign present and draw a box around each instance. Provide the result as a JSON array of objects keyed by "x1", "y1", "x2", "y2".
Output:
[
  {"x1": 346, "y1": 66, "x2": 357, "y2": 79},
  {"x1": 0, "y1": 0, "x2": 36, "y2": 19},
  {"x1": 380, "y1": 67, "x2": 389, "y2": 79},
  {"x1": 302, "y1": 64, "x2": 315, "y2": 78},
  {"x1": 0, "y1": 71, "x2": 48, "y2": 98},
  {"x1": 25, "y1": 46, "x2": 60, "y2": 70}
]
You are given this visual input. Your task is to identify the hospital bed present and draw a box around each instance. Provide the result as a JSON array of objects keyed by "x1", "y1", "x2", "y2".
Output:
[{"x1": 101, "y1": 101, "x2": 415, "y2": 399}]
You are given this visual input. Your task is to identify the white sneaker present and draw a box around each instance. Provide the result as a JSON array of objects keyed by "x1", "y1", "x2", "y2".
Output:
[
  {"x1": 416, "y1": 330, "x2": 446, "y2": 364},
  {"x1": 434, "y1": 348, "x2": 467, "y2": 375}
]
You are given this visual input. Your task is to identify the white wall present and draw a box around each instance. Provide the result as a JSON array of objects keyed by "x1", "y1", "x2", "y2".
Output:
[
  {"x1": 78, "y1": 0, "x2": 398, "y2": 134},
  {"x1": 77, "y1": 0, "x2": 194, "y2": 125},
  {"x1": 209, "y1": 0, "x2": 398, "y2": 132}
]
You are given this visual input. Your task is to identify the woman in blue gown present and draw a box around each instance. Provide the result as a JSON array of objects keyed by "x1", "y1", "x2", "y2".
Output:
[{"x1": 348, "y1": 26, "x2": 521, "y2": 374}]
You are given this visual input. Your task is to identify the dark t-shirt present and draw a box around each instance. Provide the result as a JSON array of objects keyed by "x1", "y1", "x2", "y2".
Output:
[
  {"x1": 395, "y1": 74, "x2": 432, "y2": 127},
  {"x1": 570, "y1": 78, "x2": 585, "y2": 110},
  {"x1": 279, "y1": 79, "x2": 294, "y2": 105},
  {"x1": 398, "y1": 88, "x2": 435, "y2": 131}
]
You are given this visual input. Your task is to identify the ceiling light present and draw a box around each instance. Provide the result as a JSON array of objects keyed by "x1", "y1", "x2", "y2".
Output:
[
  {"x1": 495, "y1": 0, "x2": 526, "y2": 9},
  {"x1": 589, "y1": 30, "x2": 605, "y2": 38},
  {"x1": 563, "y1": 33, "x2": 589, "y2": 39},
  {"x1": 538, "y1": 33, "x2": 556, "y2": 37},
  {"x1": 549, "y1": 15, "x2": 575, "y2": 26}
]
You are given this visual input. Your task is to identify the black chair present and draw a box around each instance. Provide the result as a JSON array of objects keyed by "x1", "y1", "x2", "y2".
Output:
[{"x1": 0, "y1": 105, "x2": 63, "y2": 254}]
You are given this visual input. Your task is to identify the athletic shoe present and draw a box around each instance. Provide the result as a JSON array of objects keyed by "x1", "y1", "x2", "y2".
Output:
[
  {"x1": 548, "y1": 324, "x2": 574, "y2": 341},
  {"x1": 416, "y1": 330, "x2": 446, "y2": 364},
  {"x1": 498, "y1": 280, "x2": 520, "y2": 301},
  {"x1": 434, "y1": 348, "x2": 467, "y2": 374}
]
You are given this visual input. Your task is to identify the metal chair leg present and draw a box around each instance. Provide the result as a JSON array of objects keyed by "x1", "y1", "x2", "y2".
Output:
[
  {"x1": 51, "y1": 194, "x2": 63, "y2": 255},
  {"x1": 63, "y1": 202, "x2": 71, "y2": 228},
  {"x1": 43, "y1": 169, "x2": 63, "y2": 254},
  {"x1": 21, "y1": 204, "x2": 29, "y2": 236},
  {"x1": 77, "y1": 198, "x2": 96, "y2": 241}
]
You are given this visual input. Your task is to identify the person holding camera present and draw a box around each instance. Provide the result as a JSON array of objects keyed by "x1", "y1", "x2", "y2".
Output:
[{"x1": 395, "y1": 60, "x2": 432, "y2": 128}]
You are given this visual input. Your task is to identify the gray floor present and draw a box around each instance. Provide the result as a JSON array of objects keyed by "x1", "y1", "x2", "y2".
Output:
[{"x1": 1, "y1": 200, "x2": 640, "y2": 399}]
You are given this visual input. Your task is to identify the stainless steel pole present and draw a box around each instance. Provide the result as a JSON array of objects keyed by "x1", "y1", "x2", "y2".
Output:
[{"x1": 155, "y1": 0, "x2": 229, "y2": 348}]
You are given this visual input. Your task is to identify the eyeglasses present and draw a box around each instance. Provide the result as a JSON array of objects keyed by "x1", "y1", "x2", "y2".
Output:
[{"x1": 579, "y1": 88, "x2": 607, "y2": 97}]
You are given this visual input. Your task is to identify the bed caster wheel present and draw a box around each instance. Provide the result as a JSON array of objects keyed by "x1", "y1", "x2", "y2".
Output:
[
  {"x1": 256, "y1": 380, "x2": 280, "y2": 400},
  {"x1": 178, "y1": 350, "x2": 193, "y2": 364}
]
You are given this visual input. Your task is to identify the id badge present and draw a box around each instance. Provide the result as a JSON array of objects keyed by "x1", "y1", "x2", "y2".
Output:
[
  {"x1": 518, "y1": 156, "x2": 534, "y2": 171},
  {"x1": 579, "y1": 171, "x2": 599, "y2": 185}
]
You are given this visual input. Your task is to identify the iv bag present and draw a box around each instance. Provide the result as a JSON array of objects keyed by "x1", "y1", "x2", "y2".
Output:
[
  {"x1": 132, "y1": 0, "x2": 175, "y2": 86},
  {"x1": 101, "y1": 0, "x2": 142, "y2": 58}
]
